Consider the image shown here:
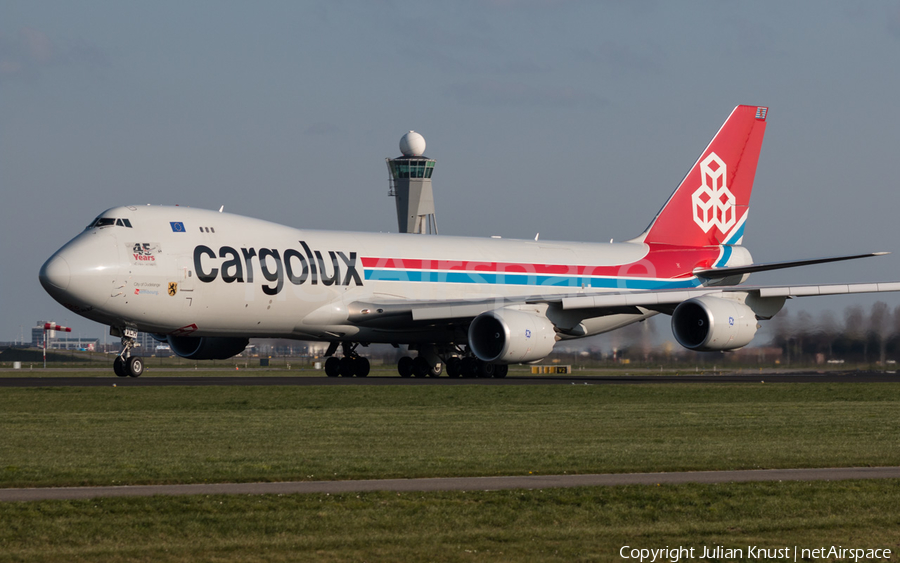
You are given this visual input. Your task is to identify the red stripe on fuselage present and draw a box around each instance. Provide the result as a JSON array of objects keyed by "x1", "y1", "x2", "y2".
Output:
[{"x1": 361, "y1": 245, "x2": 721, "y2": 280}]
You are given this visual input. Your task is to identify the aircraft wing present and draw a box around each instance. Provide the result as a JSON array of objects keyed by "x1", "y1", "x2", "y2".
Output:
[
  {"x1": 348, "y1": 281, "x2": 900, "y2": 327},
  {"x1": 558, "y1": 282, "x2": 900, "y2": 311}
]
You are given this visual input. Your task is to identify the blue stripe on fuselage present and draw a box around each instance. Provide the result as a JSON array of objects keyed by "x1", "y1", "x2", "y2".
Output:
[{"x1": 364, "y1": 269, "x2": 701, "y2": 290}]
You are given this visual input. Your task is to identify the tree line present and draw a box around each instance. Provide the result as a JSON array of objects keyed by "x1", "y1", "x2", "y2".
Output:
[{"x1": 767, "y1": 302, "x2": 899, "y2": 365}]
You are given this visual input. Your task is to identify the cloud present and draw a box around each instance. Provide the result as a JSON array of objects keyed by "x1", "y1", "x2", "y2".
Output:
[
  {"x1": 446, "y1": 78, "x2": 607, "y2": 108},
  {"x1": 20, "y1": 27, "x2": 53, "y2": 63},
  {"x1": 0, "y1": 27, "x2": 109, "y2": 83}
]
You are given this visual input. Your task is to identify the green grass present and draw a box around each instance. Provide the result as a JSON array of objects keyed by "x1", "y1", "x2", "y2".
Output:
[
  {"x1": 1, "y1": 480, "x2": 899, "y2": 562},
  {"x1": 2, "y1": 384, "x2": 900, "y2": 488},
  {"x1": 3, "y1": 383, "x2": 900, "y2": 561}
]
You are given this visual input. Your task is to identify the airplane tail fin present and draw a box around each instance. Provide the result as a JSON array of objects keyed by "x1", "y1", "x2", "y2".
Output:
[{"x1": 634, "y1": 105, "x2": 768, "y2": 247}]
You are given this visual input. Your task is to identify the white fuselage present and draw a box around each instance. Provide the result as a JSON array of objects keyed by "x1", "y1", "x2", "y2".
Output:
[{"x1": 41, "y1": 205, "x2": 730, "y2": 344}]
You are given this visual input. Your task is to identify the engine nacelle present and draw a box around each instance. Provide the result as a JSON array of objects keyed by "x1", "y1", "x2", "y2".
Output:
[
  {"x1": 671, "y1": 296, "x2": 759, "y2": 351},
  {"x1": 468, "y1": 308, "x2": 556, "y2": 364},
  {"x1": 167, "y1": 336, "x2": 249, "y2": 360}
]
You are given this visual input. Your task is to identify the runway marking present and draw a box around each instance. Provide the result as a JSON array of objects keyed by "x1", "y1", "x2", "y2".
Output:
[{"x1": 2, "y1": 467, "x2": 899, "y2": 502}]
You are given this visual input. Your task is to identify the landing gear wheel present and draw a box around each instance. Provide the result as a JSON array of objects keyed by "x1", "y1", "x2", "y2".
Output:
[
  {"x1": 446, "y1": 358, "x2": 461, "y2": 378},
  {"x1": 324, "y1": 356, "x2": 340, "y2": 377},
  {"x1": 339, "y1": 357, "x2": 356, "y2": 377},
  {"x1": 412, "y1": 356, "x2": 430, "y2": 378},
  {"x1": 428, "y1": 362, "x2": 443, "y2": 377},
  {"x1": 397, "y1": 356, "x2": 413, "y2": 378},
  {"x1": 114, "y1": 332, "x2": 138, "y2": 377},
  {"x1": 492, "y1": 364, "x2": 508, "y2": 378},
  {"x1": 477, "y1": 361, "x2": 495, "y2": 378},
  {"x1": 354, "y1": 357, "x2": 370, "y2": 377},
  {"x1": 127, "y1": 356, "x2": 144, "y2": 378},
  {"x1": 460, "y1": 357, "x2": 478, "y2": 378}
]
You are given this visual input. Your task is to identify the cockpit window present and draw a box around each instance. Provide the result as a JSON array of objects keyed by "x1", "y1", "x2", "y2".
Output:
[{"x1": 86, "y1": 217, "x2": 133, "y2": 229}]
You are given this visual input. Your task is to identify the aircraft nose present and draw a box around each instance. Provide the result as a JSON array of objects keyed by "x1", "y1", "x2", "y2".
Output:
[
  {"x1": 39, "y1": 233, "x2": 119, "y2": 310},
  {"x1": 39, "y1": 255, "x2": 71, "y2": 291}
]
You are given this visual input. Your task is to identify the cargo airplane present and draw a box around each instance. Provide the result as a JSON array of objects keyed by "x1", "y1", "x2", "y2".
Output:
[{"x1": 39, "y1": 105, "x2": 900, "y2": 378}]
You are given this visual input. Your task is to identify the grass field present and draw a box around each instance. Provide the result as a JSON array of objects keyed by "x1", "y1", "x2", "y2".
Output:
[
  {"x1": 2, "y1": 380, "x2": 900, "y2": 561},
  {"x1": 3, "y1": 382, "x2": 900, "y2": 487},
  {"x1": 1, "y1": 481, "x2": 899, "y2": 562}
]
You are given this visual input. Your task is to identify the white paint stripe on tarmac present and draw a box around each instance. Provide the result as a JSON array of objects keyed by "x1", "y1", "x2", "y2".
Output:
[{"x1": 2, "y1": 467, "x2": 900, "y2": 502}]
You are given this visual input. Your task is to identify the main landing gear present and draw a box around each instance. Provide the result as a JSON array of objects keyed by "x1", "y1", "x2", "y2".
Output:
[
  {"x1": 433, "y1": 356, "x2": 507, "y2": 379},
  {"x1": 396, "y1": 345, "x2": 508, "y2": 379},
  {"x1": 112, "y1": 334, "x2": 144, "y2": 378},
  {"x1": 396, "y1": 355, "x2": 443, "y2": 378},
  {"x1": 324, "y1": 342, "x2": 370, "y2": 378},
  {"x1": 320, "y1": 342, "x2": 509, "y2": 379}
]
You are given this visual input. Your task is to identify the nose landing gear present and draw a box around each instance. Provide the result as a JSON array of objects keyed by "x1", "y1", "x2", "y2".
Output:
[{"x1": 113, "y1": 333, "x2": 143, "y2": 377}]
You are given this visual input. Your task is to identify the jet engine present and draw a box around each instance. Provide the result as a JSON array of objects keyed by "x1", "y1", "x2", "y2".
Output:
[
  {"x1": 671, "y1": 295, "x2": 759, "y2": 351},
  {"x1": 167, "y1": 336, "x2": 249, "y2": 360},
  {"x1": 468, "y1": 308, "x2": 556, "y2": 364}
]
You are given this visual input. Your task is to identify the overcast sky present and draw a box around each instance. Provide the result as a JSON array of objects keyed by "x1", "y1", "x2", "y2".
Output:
[{"x1": 3, "y1": 1, "x2": 900, "y2": 344}]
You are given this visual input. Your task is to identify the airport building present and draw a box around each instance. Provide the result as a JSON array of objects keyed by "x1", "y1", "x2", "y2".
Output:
[
  {"x1": 30, "y1": 321, "x2": 99, "y2": 351},
  {"x1": 28, "y1": 321, "x2": 185, "y2": 356}
]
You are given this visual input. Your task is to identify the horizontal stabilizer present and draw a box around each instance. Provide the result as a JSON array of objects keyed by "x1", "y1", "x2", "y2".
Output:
[{"x1": 694, "y1": 252, "x2": 889, "y2": 279}]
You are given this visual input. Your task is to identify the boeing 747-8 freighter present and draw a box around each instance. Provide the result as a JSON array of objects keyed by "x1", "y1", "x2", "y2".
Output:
[{"x1": 39, "y1": 106, "x2": 900, "y2": 377}]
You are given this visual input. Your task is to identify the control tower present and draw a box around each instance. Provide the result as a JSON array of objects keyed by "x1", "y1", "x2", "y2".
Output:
[{"x1": 386, "y1": 131, "x2": 438, "y2": 234}]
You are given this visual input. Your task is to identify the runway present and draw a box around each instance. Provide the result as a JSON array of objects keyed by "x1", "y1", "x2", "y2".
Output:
[
  {"x1": 2, "y1": 466, "x2": 899, "y2": 502},
  {"x1": 0, "y1": 371, "x2": 897, "y2": 387}
]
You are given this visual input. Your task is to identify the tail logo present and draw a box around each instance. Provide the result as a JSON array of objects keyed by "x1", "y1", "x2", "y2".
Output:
[{"x1": 691, "y1": 152, "x2": 736, "y2": 234}]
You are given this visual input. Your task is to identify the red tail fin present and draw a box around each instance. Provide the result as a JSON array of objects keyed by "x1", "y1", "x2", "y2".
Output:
[{"x1": 636, "y1": 105, "x2": 768, "y2": 247}]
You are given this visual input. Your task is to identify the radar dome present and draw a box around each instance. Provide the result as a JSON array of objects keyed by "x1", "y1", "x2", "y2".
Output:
[{"x1": 399, "y1": 131, "x2": 426, "y2": 156}]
